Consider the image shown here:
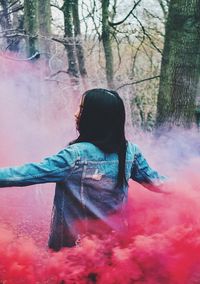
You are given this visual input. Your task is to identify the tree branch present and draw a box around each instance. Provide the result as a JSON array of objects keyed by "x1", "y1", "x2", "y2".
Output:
[
  {"x1": 48, "y1": 70, "x2": 69, "y2": 78},
  {"x1": 111, "y1": 31, "x2": 122, "y2": 72},
  {"x1": 131, "y1": 34, "x2": 145, "y2": 76},
  {"x1": 50, "y1": 4, "x2": 62, "y2": 11},
  {"x1": 109, "y1": 0, "x2": 142, "y2": 26},
  {"x1": 116, "y1": 75, "x2": 160, "y2": 90},
  {"x1": 132, "y1": 13, "x2": 162, "y2": 54},
  {"x1": 157, "y1": 0, "x2": 168, "y2": 19},
  {"x1": 7, "y1": 0, "x2": 20, "y2": 10},
  {"x1": 1, "y1": 50, "x2": 40, "y2": 61},
  {"x1": 0, "y1": 4, "x2": 23, "y2": 17}
]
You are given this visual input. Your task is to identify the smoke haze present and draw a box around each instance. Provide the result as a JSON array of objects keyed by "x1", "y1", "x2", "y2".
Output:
[{"x1": 0, "y1": 55, "x2": 200, "y2": 283}]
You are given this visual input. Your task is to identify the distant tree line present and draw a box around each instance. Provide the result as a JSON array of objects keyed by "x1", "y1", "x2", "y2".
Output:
[{"x1": 0, "y1": 0, "x2": 199, "y2": 130}]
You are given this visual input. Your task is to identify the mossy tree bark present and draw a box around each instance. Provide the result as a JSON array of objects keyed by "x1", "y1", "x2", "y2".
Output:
[
  {"x1": 72, "y1": 0, "x2": 87, "y2": 76},
  {"x1": 0, "y1": 0, "x2": 11, "y2": 28},
  {"x1": 38, "y1": 0, "x2": 51, "y2": 57},
  {"x1": 10, "y1": 0, "x2": 24, "y2": 52},
  {"x1": 102, "y1": 0, "x2": 114, "y2": 88},
  {"x1": 62, "y1": 0, "x2": 79, "y2": 77},
  {"x1": 24, "y1": 0, "x2": 39, "y2": 57},
  {"x1": 0, "y1": 0, "x2": 13, "y2": 49},
  {"x1": 156, "y1": 0, "x2": 200, "y2": 129}
]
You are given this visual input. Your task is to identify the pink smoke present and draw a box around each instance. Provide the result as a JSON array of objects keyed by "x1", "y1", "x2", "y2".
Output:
[{"x1": 0, "y1": 54, "x2": 200, "y2": 283}]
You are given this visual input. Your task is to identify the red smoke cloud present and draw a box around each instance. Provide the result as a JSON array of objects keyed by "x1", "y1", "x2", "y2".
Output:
[{"x1": 0, "y1": 54, "x2": 200, "y2": 283}]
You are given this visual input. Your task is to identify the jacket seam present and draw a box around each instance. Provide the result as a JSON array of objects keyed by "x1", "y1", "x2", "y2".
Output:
[
  {"x1": 75, "y1": 159, "x2": 133, "y2": 165},
  {"x1": 64, "y1": 145, "x2": 81, "y2": 180}
]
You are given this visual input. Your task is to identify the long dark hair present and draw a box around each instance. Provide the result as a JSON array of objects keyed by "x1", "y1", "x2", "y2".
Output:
[{"x1": 71, "y1": 88, "x2": 127, "y2": 186}]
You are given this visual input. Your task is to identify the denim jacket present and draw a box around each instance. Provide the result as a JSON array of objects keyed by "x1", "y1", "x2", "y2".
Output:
[{"x1": 0, "y1": 142, "x2": 165, "y2": 251}]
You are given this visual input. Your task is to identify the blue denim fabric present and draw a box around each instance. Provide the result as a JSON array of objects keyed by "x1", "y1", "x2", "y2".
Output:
[{"x1": 0, "y1": 142, "x2": 165, "y2": 251}]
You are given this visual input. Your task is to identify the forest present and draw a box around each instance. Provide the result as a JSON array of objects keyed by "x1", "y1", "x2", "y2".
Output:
[
  {"x1": 1, "y1": 1, "x2": 200, "y2": 284},
  {"x1": 1, "y1": 0, "x2": 199, "y2": 131}
]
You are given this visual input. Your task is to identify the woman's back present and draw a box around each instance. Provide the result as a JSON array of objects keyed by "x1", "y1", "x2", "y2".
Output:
[
  {"x1": 48, "y1": 141, "x2": 165, "y2": 251},
  {"x1": 49, "y1": 141, "x2": 134, "y2": 250}
]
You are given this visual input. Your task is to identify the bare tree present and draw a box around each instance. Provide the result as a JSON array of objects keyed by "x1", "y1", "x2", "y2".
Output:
[
  {"x1": 102, "y1": 0, "x2": 114, "y2": 88},
  {"x1": 0, "y1": 0, "x2": 23, "y2": 51},
  {"x1": 38, "y1": 0, "x2": 51, "y2": 57},
  {"x1": 24, "y1": 0, "x2": 39, "y2": 57},
  {"x1": 62, "y1": 0, "x2": 79, "y2": 77},
  {"x1": 72, "y1": 0, "x2": 87, "y2": 76}
]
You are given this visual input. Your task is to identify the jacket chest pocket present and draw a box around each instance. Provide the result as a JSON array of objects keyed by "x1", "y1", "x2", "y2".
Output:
[
  {"x1": 84, "y1": 168, "x2": 103, "y2": 181},
  {"x1": 83, "y1": 166, "x2": 118, "y2": 191}
]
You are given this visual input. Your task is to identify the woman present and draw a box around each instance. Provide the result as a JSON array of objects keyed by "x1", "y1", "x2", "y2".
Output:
[{"x1": 0, "y1": 88, "x2": 165, "y2": 251}]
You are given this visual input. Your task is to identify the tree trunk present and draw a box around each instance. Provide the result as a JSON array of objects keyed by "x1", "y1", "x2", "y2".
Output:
[
  {"x1": 9, "y1": 0, "x2": 23, "y2": 52},
  {"x1": 102, "y1": 0, "x2": 114, "y2": 88},
  {"x1": 38, "y1": 0, "x2": 51, "y2": 57},
  {"x1": 24, "y1": 0, "x2": 39, "y2": 58},
  {"x1": 72, "y1": 0, "x2": 87, "y2": 76},
  {"x1": 156, "y1": 0, "x2": 200, "y2": 129},
  {"x1": 62, "y1": 0, "x2": 79, "y2": 77},
  {"x1": 0, "y1": 0, "x2": 11, "y2": 30},
  {"x1": 0, "y1": 0, "x2": 13, "y2": 49}
]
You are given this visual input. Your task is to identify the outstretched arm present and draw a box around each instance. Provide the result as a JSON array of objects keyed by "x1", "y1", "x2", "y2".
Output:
[
  {"x1": 0, "y1": 146, "x2": 78, "y2": 187},
  {"x1": 131, "y1": 145, "x2": 167, "y2": 193}
]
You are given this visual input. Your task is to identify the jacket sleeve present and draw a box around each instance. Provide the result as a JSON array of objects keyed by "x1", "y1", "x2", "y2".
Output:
[
  {"x1": 131, "y1": 145, "x2": 166, "y2": 193},
  {"x1": 0, "y1": 145, "x2": 79, "y2": 187}
]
